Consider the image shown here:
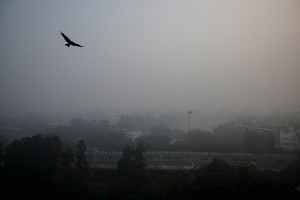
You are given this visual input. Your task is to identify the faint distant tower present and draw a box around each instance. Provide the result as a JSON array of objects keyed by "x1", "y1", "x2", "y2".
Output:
[{"x1": 188, "y1": 110, "x2": 193, "y2": 152}]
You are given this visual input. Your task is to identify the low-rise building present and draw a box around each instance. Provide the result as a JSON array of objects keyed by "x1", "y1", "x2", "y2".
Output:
[{"x1": 236, "y1": 118, "x2": 299, "y2": 151}]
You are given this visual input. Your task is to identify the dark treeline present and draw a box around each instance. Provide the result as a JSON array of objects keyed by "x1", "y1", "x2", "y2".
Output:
[
  {"x1": 109, "y1": 144, "x2": 300, "y2": 199},
  {"x1": 28, "y1": 118, "x2": 292, "y2": 154},
  {"x1": 1, "y1": 113, "x2": 299, "y2": 156},
  {"x1": 1, "y1": 137, "x2": 300, "y2": 200},
  {"x1": 1, "y1": 110, "x2": 300, "y2": 133},
  {"x1": 0, "y1": 135, "x2": 99, "y2": 200},
  {"x1": 1, "y1": 111, "x2": 300, "y2": 153}
]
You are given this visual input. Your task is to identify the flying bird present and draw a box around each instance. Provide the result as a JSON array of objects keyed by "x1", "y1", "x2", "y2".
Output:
[{"x1": 60, "y1": 31, "x2": 84, "y2": 47}]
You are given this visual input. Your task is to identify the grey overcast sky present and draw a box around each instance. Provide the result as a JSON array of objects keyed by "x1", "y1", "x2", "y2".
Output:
[{"x1": 1, "y1": 0, "x2": 300, "y2": 115}]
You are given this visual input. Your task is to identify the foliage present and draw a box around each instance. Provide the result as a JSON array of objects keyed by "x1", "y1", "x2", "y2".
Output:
[
  {"x1": 0, "y1": 141, "x2": 3, "y2": 168},
  {"x1": 241, "y1": 127, "x2": 261, "y2": 153},
  {"x1": 151, "y1": 171, "x2": 191, "y2": 200},
  {"x1": 136, "y1": 133, "x2": 170, "y2": 151},
  {"x1": 40, "y1": 118, "x2": 133, "y2": 151},
  {"x1": 2, "y1": 134, "x2": 97, "y2": 199},
  {"x1": 75, "y1": 139, "x2": 88, "y2": 171},
  {"x1": 149, "y1": 124, "x2": 171, "y2": 135},
  {"x1": 169, "y1": 140, "x2": 189, "y2": 151},
  {"x1": 59, "y1": 148, "x2": 75, "y2": 176},
  {"x1": 118, "y1": 115, "x2": 135, "y2": 131},
  {"x1": 279, "y1": 155, "x2": 300, "y2": 189},
  {"x1": 187, "y1": 129, "x2": 214, "y2": 152},
  {"x1": 190, "y1": 158, "x2": 287, "y2": 198},
  {"x1": 3, "y1": 134, "x2": 62, "y2": 188},
  {"x1": 1, "y1": 132, "x2": 292, "y2": 199},
  {"x1": 136, "y1": 138, "x2": 157, "y2": 151},
  {"x1": 170, "y1": 128, "x2": 187, "y2": 140},
  {"x1": 118, "y1": 115, "x2": 158, "y2": 131},
  {"x1": 260, "y1": 132, "x2": 277, "y2": 153},
  {"x1": 88, "y1": 130, "x2": 133, "y2": 151},
  {"x1": 0, "y1": 135, "x2": 9, "y2": 148},
  {"x1": 211, "y1": 122, "x2": 244, "y2": 152},
  {"x1": 109, "y1": 143, "x2": 152, "y2": 199}
]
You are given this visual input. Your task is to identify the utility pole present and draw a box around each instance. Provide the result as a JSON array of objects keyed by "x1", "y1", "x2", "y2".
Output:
[
  {"x1": 88, "y1": 141, "x2": 93, "y2": 183},
  {"x1": 188, "y1": 110, "x2": 193, "y2": 152}
]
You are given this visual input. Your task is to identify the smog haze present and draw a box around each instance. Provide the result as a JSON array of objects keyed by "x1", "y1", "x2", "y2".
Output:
[{"x1": 1, "y1": 1, "x2": 300, "y2": 115}]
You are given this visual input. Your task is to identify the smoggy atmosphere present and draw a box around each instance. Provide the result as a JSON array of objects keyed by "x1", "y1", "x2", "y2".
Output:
[{"x1": 1, "y1": 1, "x2": 300, "y2": 115}]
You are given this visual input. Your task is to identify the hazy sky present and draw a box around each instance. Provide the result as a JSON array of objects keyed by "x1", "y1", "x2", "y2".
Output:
[{"x1": 1, "y1": 0, "x2": 300, "y2": 115}]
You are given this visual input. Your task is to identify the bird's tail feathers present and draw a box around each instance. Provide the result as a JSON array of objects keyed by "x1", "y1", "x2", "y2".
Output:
[{"x1": 65, "y1": 44, "x2": 70, "y2": 47}]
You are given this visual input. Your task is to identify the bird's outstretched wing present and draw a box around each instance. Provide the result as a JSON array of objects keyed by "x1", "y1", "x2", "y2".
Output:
[
  {"x1": 72, "y1": 42, "x2": 84, "y2": 47},
  {"x1": 60, "y1": 31, "x2": 71, "y2": 43}
]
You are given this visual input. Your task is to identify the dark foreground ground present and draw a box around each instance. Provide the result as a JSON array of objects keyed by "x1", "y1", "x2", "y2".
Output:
[{"x1": 1, "y1": 170, "x2": 300, "y2": 200}]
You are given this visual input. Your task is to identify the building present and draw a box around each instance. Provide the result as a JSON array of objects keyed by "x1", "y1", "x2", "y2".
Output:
[
  {"x1": 274, "y1": 126, "x2": 299, "y2": 150},
  {"x1": 236, "y1": 117, "x2": 299, "y2": 151}
]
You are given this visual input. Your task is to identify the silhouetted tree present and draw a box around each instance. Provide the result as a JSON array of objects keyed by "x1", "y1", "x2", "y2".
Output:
[
  {"x1": 241, "y1": 127, "x2": 261, "y2": 153},
  {"x1": 136, "y1": 138, "x2": 157, "y2": 151},
  {"x1": 151, "y1": 171, "x2": 191, "y2": 200},
  {"x1": 149, "y1": 124, "x2": 171, "y2": 135},
  {"x1": 3, "y1": 134, "x2": 62, "y2": 189},
  {"x1": 59, "y1": 148, "x2": 75, "y2": 179},
  {"x1": 169, "y1": 140, "x2": 189, "y2": 151},
  {"x1": 137, "y1": 133, "x2": 170, "y2": 151},
  {"x1": 0, "y1": 141, "x2": 3, "y2": 169},
  {"x1": 0, "y1": 135, "x2": 9, "y2": 149},
  {"x1": 109, "y1": 143, "x2": 152, "y2": 199},
  {"x1": 75, "y1": 139, "x2": 88, "y2": 171},
  {"x1": 188, "y1": 129, "x2": 213, "y2": 152},
  {"x1": 118, "y1": 115, "x2": 134, "y2": 131}
]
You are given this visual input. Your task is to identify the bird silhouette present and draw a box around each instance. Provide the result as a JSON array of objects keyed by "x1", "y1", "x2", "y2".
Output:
[{"x1": 60, "y1": 31, "x2": 84, "y2": 47}]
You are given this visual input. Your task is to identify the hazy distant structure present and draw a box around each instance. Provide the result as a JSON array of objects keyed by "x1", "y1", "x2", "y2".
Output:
[
  {"x1": 236, "y1": 117, "x2": 300, "y2": 150},
  {"x1": 188, "y1": 110, "x2": 193, "y2": 152},
  {"x1": 60, "y1": 31, "x2": 84, "y2": 47},
  {"x1": 236, "y1": 117, "x2": 288, "y2": 133}
]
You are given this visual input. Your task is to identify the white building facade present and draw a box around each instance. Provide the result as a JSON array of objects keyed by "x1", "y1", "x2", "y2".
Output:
[{"x1": 274, "y1": 126, "x2": 299, "y2": 150}]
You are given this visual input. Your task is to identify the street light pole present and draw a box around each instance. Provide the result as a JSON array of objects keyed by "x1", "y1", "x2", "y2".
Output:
[{"x1": 188, "y1": 110, "x2": 193, "y2": 152}]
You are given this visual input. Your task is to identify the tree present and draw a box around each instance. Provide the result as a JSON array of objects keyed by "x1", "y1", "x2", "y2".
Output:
[
  {"x1": 137, "y1": 134, "x2": 170, "y2": 151},
  {"x1": 280, "y1": 155, "x2": 300, "y2": 189},
  {"x1": 191, "y1": 158, "x2": 237, "y2": 198},
  {"x1": 265, "y1": 133, "x2": 277, "y2": 153},
  {"x1": 0, "y1": 141, "x2": 3, "y2": 169},
  {"x1": 131, "y1": 143, "x2": 150, "y2": 192},
  {"x1": 213, "y1": 122, "x2": 242, "y2": 146},
  {"x1": 62, "y1": 138, "x2": 76, "y2": 150},
  {"x1": 2, "y1": 134, "x2": 97, "y2": 198},
  {"x1": 149, "y1": 124, "x2": 171, "y2": 135},
  {"x1": 118, "y1": 115, "x2": 134, "y2": 131},
  {"x1": 170, "y1": 140, "x2": 189, "y2": 151},
  {"x1": 0, "y1": 135, "x2": 9, "y2": 149},
  {"x1": 190, "y1": 158, "x2": 287, "y2": 198},
  {"x1": 109, "y1": 143, "x2": 152, "y2": 199},
  {"x1": 170, "y1": 128, "x2": 186, "y2": 140},
  {"x1": 59, "y1": 148, "x2": 75, "y2": 177},
  {"x1": 3, "y1": 134, "x2": 62, "y2": 189},
  {"x1": 75, "y1": 139, "x2": 88, "y2": 171},
  {"x1": 97, "y1": 119, "x2": 111, "y2": 132},
  {"x1": 241, "y1": 127, "x2": 261, "y2": 153},
  {"x1": 135, "y1": 138, "x2": 157, "y2": 151},
  {"x1": 188, "y1": 129, "x2": 214, "y2": 152},
  {"x1": 116, "y1": 145, "x2": 136, "y2": 178},
  {"x1": 151, "y1": 171, "x2": 191, "y2": 200},
  {"x1": 54, "y1": 147, "x2": 85, "y2": 193}
]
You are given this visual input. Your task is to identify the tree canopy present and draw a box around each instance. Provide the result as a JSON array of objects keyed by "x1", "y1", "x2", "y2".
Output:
[
  {"x1": 1, "y1": 134, "x2": 95, "y2": 199},
  {"x1": 109, "y1": 143, "x2": 152, "y2": 199}
]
